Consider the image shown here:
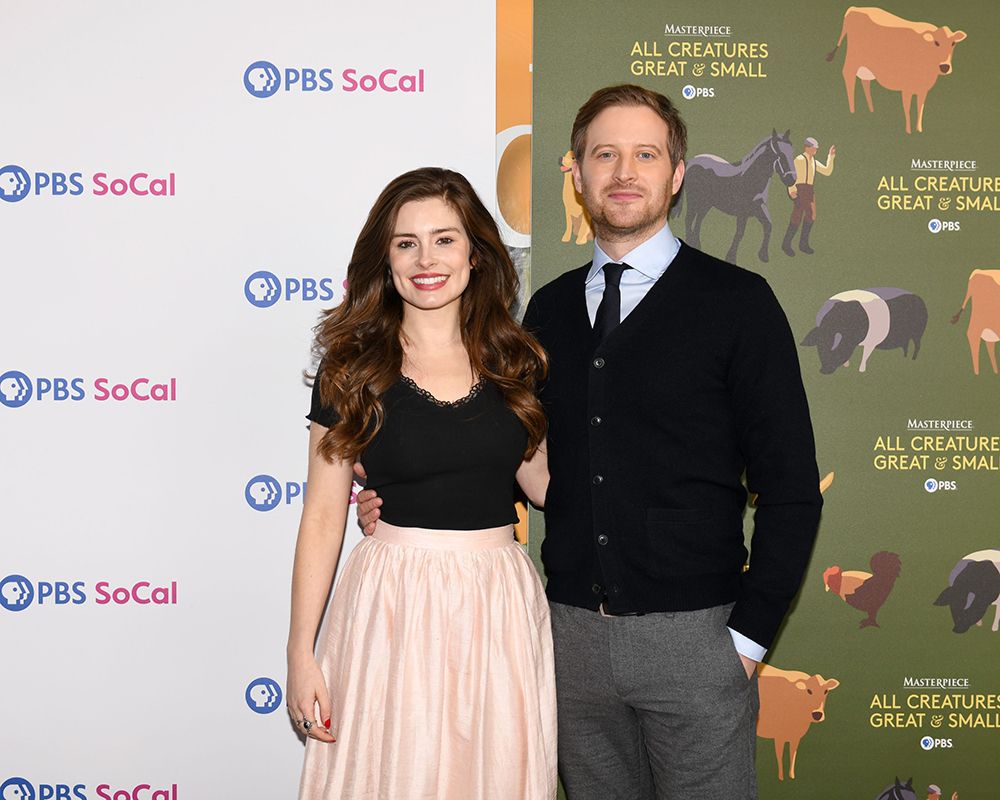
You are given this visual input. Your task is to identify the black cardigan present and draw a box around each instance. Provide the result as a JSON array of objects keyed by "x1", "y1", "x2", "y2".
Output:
[{"x1": 523, "y1": 242, "x2": 822, "y2": 649}]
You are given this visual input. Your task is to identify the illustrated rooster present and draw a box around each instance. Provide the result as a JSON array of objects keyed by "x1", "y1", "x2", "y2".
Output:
[{"x1": 822, "y1": 551, "x2": 901, "y2": 628}]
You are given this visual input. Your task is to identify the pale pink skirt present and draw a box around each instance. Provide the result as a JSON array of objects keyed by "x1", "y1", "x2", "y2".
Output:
[{"x1": 299, "y1": 522, "x2": 557, "y2": 800}]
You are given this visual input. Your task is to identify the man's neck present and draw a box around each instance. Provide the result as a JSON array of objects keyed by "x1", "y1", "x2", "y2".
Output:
[{"x1": 595, "y1": 219, "x2": 667, "y2": 262}]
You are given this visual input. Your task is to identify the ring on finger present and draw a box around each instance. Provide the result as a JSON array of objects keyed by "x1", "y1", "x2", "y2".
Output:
[{"x1": 301, "y1": 718, "x2": 313, "y2": 731}]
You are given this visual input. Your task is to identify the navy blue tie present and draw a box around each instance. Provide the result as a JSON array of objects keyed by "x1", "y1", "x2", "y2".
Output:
[{"x1": 593, "y1": 263, "x2": 631, "y2": 344}]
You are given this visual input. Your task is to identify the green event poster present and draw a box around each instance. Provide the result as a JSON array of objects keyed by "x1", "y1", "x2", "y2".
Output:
[{"x1": 530, "y1": 1, "x2": 1000, "y2": 796}]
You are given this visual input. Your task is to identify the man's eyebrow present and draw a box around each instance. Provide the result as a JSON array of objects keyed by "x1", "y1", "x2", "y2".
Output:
[{"x1": 589, "y1": 142, "x2": 664, "y2": 153}]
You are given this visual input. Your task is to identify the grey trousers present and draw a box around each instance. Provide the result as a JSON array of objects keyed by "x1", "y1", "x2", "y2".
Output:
[{"x1": 550, "y1": 601, "x2": 759, "y2": 800}]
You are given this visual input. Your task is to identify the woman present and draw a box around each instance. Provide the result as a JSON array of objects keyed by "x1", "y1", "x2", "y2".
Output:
[{"x1": 287, "y1": 167, "x2": 555, "y2": 799}]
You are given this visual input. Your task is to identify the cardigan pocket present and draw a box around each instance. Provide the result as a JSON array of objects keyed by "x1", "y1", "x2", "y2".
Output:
[{"x1": 643, "y1": 508, "x2": 742, "y2": 576}]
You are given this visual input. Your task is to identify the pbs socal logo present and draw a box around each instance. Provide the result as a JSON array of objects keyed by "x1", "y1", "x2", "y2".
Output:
[
  {"x1": 244, "y1": 61, "x2": 281, "y2": 98},
  {"x1": 0, "y1": 575, "x2": 35, "y2": 611},
  {"x1": 246, "y1": 677, "x2": 283, "y2": 713},
  {"x1": 0, "y1": 574, "x2": 177, "y2": 611},
  {"x1": 243, "y1": 271, "x2": 339, "y2": 308},
  {"x1": 0, "y1": 167, "x2": 175, "y2": 201},
  {"x1": 0, "y1": 777, "x2": 177, "y2": 799},
  {"x1": 0, "y1": 371, "x2": 32, "y2": 408},
  {"x1": 0, "y1": 372, "x2": 177, "y2": 407},
  {"x1": 0, "y1": 165, "x2": 30, "y2": 202},
  {"x1": 243, "y1": 61, "x2": 425, "y2": 98}
]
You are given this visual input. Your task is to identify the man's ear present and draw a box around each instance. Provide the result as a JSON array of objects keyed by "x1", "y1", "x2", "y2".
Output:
[
  {"x1": 571, "y1": 155, "x2": 584, "y2": 194},
  {"x1": 671, "y1": 159, "x2": 686, "y2": 195}
]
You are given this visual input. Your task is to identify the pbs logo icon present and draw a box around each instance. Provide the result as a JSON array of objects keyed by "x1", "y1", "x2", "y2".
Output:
[
  {"x1": 0, "y1": 575, "x2": 35, "y2": 612},
  {"x1": 0, "y1": 165, "x2": 31, "y2": 203},
  {"x1": 924, "y1": 478, "x2": 939, "y2": 493},
  {"x1": 0, "y1": 370, "x2": 33, "y2": 408},
  {"x1": 928, "y1": 219, "x2": 942, "y2": 234},
  {"x1": 244, "y1": 61, "x2": 281, "y2": 98},
  {"x1": 245, "y1": 474, "x2": 282, "y2": 511},
  {"x1": 244, "y1": 271, "x2": 281, "y2": 308},
  {"x1": 920, "y1": 735, "x2": 935, "y2": 750},
  {"x1": 246, "y1": 677, "x2": 283, "y2": 714},
  {"x1": 682, "y1": 85, "x2": 696, "y2": 100},
  {"x1": 0, "y1": 778, "x2": 35, "y2": 799}
]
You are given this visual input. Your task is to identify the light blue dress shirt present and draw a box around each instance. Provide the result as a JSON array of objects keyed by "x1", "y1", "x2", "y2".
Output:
[{"x1": 585, "y1": 221, "x2": 767, "y2": 664}]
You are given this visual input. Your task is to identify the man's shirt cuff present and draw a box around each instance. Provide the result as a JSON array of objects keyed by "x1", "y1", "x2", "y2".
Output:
[{"x1": 728, "y1": 627, "x2": 766, "y2": 662}]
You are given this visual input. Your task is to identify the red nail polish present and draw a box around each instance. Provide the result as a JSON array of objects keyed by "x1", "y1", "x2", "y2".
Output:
[{"x1": 324, "y1": 718, "x2": 331, "y2": 728}]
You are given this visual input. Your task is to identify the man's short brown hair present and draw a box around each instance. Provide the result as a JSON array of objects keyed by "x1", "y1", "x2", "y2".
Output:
[{"x1": 571, "y1": 84, "x2": 688, "y2": 167}]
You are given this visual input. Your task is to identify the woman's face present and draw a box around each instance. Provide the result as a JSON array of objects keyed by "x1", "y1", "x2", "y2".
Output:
[{"x1": 388, "y1": 197, "x2": 474, "y2": 315}]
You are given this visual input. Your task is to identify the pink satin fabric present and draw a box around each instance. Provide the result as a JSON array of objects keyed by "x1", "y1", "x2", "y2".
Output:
[{"x1": 299, "y1": 522, "x2": 557, "y2": 799}]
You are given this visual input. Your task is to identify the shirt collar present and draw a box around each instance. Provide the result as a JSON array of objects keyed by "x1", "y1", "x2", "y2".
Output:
[{"x1": 586, "y1": 221, "x2": 680, "y2": 284}]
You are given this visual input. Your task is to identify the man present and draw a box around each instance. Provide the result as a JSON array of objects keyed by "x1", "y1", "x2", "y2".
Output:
[
  {"x1": 781, "y1": 135, "x2": 836, "y2": 256},
  {"x1": 927, "y1": 784, "x2": 959, "y2": 800},
  {"x1": 360, "y1": 85, "x2": 822, "y2": 799}
]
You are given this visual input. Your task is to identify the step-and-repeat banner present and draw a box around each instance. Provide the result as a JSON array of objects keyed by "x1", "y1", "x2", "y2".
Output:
[
  {"x1": 1, "y1": 1, "x2": 497, "y2": 796},
  {"x1": 6, "y1": 0, "x2": 999, "y2": 798},
  {"x1": 531, "y1": 0, "x2": 998, "y2": 797}
]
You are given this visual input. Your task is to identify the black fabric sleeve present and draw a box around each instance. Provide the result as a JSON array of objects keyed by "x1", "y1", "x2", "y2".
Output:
[
  {"x1": 726, "y1": 275, "x2": 823, "y2": 649},
  {"x1": 306, "y1": 371, "x2": 340, "y2": 428}
]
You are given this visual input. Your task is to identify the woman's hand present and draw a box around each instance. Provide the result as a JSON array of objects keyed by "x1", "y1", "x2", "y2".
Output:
[{"x1": 286, "y1": 651, "x2": 336, "y2": 743}]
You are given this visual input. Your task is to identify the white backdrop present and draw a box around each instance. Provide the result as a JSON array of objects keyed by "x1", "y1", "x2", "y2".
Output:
[{"x1": 1, "y1": 1, "x2": 496, "y2": 796}]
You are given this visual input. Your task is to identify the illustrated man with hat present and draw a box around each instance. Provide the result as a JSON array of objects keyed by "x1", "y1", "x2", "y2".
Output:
[{"x1": 782, "y1": 135, "x2": 836, "y2": 256}]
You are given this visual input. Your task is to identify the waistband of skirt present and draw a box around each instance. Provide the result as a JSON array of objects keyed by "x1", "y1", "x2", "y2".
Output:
[{"x1": 372, "y1": 521, "x2": 516, "y2": 551}]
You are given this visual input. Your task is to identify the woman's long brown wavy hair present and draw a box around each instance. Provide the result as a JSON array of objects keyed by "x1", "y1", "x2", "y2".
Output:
[{"x1": 311, "y1": 167, "x2": 547, "y2": 463}]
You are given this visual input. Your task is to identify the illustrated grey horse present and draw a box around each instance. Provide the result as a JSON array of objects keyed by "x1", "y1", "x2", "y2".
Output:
[
  {"x1": 875, "y1": 777, "x2": 917, "y2": 800},
  {"x1": 671, "y1": 129, "x2": 797, "y2": 264}
]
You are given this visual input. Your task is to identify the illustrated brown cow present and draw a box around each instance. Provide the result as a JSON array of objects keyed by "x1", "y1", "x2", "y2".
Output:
[
  {"x1": 826, "y1": 7, "x2": 967, "y2": 134},
  {"x1": 756, "y1": 664, "x2": 839, "y2": 781},
  {"x1": 951, "y1": 270, "x2": 1000, "y2": 375}
]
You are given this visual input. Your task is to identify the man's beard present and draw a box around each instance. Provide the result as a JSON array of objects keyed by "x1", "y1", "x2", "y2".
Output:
[{"x1": 583, "y1": 186, "x2": 668, "y2": 243}]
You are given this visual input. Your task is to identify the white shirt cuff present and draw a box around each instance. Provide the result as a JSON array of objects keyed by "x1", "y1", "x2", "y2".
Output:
[{"x1": 728, "y1": 627, "x2": 766, "y2": 662}]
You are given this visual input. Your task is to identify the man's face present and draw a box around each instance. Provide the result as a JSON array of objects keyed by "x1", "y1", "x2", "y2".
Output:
[
  {"x1": 572, "y1": 104, "x2": 684, "y2": 243},
  {"x1": 805, "y1": 145, "x2": 819, "y2": 157}
]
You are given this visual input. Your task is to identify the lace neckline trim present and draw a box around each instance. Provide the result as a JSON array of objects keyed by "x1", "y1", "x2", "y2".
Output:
[{"x1": 400, "y1": 374, "x2": 485, "y2": 407}]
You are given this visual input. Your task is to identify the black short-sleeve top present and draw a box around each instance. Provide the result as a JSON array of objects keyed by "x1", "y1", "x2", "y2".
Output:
[{"x1": 307, "y1": 374, "x2": 527, "y2": 530}]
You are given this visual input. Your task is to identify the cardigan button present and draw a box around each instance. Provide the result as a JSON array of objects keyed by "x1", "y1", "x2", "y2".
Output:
[
  {"x1": 593, "y1": 357, "x2": 606, "y2": 369},
  {"x1": 591, "y1": 583, "x2": 603, "y2": 595},
  {"x1": 590, "y1": 415, "x2": 602, "y2": 426},
  {"x1": 597, "y1": 534, "x2": 609, "y2": 546},
  {"x1": 592, "y1": 474, "x2": 604, "y2": 485}
]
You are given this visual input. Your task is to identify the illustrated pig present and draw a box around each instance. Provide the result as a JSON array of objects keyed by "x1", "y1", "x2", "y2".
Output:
[
  {"x1": 934, "y1": 549, "x2": 1000, "y2": 633},
  {"x1": 800, "y1": 287, "x2": 927, "y2": 373}
]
